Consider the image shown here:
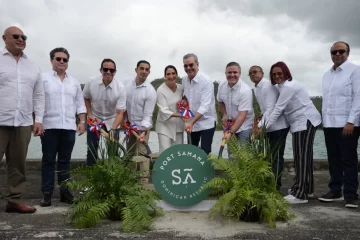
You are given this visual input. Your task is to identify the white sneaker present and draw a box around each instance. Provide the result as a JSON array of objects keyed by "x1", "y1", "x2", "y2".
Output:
[
  {"x1": 284, "y1": 194, "x2": 308, "y2": 204},
  {"x1": 288, "y1": 189, "x2": 314, "y2": 198}
]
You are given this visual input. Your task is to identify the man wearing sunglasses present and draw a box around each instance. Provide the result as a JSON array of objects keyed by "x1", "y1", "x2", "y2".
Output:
[
  {"x1": 83, "y1": 59, "x2": 126, "y2": 166},
  {"x1": 0, "y1": 26, "x2": 45, "y2": 213},
  {"x1": 182, "y1": 53, "x2": 217, "y2": 155},
  {"x1": 39, "y1": 47, "x2": 87, "y2": 207},
  {"x1": 248, "y1": 65, "x2": 290, "y2": 190},
  {"x1": 319, "y1": 41, "x2": 360, "y2": 208}
]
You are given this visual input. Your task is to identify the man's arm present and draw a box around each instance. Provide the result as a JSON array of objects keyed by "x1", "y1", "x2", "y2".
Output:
[
  {"x1": 111, "y1": 85, "x2": 127, "y2": 130},
  {"x1": 139, "y1": 87, "x2": 157, "y2": 137},
  {"x1": 344, "y1": 67, "x2": 360, "y2": 135},
  {"x1": 75, "y1": 82, "x2": 87, "y2": 135},
  {"x1": 187, "y1": 80, "x2": 214, "y2": 131},
  {"x1": 33, "y1": 70, "x2": 45, "y2": 136}
]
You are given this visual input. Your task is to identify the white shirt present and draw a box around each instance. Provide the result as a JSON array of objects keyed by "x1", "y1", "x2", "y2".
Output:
[
  {"x1": 266, "y1": 79, "x2": 321, "y2": 133},
  {"x1": 0, "y1": 48, "x2": 44, "y2": 126},
  {"x1": 322, "y1": 60, "x2": 360, "y2": 128},
  {"x1": 254, "y1": 78, "x2": 289, "y2": 132},
  {"x1": 42, "y1": 71, "x2": 86, "y2": 130},
  {"x1": 83, "y1": 76, "x2": 126, "y2": 129},
  {"x1": 182, "y1": 71, "x2": 217, "y2": 132},
  {"x1": 155, "y1": 83, "x2": 184, "y2": 140},
  {"x1": 125, "y1": 78, "x2": 157, "y2": 130},
  {"x1": 217, "y1": 80, "x2": 254, "y2": 132}
]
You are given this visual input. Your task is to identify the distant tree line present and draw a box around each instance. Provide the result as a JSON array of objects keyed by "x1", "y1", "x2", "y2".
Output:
[{"x1": 80, "y1": 79, "x2": 324, "y2": 130}]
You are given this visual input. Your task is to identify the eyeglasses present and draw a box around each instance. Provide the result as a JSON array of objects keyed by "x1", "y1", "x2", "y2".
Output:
[
  {"x1": 271, "y1": 72, "x2": 283, "y2": 78},
  {"x1": 54, "y1": 57, "x2": 69, "y2": 63},
  {"x1": 248, "y1": 70, "x2": 262, "y2": 76},
  {"x1": 12, "y1": 34, "x2": 27, "y2": 41},
  {"x1": 184, "y1": 63, "x2": 195, "y2": 69},
  {"x1": 102, "y1": 68, "x2": 116, "y2": 73},
  {"x1": 331, "y1": 49, "x2": 347, "y2": 55}
]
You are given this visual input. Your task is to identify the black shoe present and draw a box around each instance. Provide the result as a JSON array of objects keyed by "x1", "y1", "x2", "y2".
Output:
[
  {"x1": 345, "y1": 199, "x2": 358, "y2": 208},
  {"x1": 60, "y1": 191, "x2": 74, "y2": 204},
  {"x1": 40, "y1": 194, "x2": 52, "y2": 207},
  {"x1": 318, "y1": 191, "x2": 344, "y2": 202}
]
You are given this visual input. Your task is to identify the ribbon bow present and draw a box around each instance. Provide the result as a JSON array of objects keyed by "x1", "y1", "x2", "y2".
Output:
[
  {"x1": 223, "y1": 120, "x2": 235, "y2": 133},
  {"x1": 122, "y1": 122, "x2": 139, "y2": 142},
  {"x1": 87, "y1": 118, "x2": 106, "y2": 138},
  {"x1": 177, "y1": 100, "x2": 194, "y2": 119}
]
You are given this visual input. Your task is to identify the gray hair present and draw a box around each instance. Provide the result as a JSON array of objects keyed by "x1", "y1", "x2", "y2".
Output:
[{"x1": 183, "y1": 53, "x2": 199, "y2": 63}]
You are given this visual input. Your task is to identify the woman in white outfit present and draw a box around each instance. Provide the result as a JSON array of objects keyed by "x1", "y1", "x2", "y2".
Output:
[
  {"x1": 156, "y1": 65, "x2": 184, "y2": 153},
  {"x1": 265, "y1": 61, "x2": 321, "y2": 204}
]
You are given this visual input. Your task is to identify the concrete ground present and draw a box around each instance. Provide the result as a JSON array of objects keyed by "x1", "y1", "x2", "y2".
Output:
[{"x1": 0, "y1": 168, "x2": 359, "y2": 239}]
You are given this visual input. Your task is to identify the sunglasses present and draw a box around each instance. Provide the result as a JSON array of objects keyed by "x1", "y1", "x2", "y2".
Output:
[
  {"x1": 248, "y1": 70, "x2": 262, "y2": 76},
  {"x1": 102, "y1": 68, "x2": 116, "y2": 73},
  {"x1": 12, "y1": 34, "x2": 27, "y2": 41},
  {"x1": 331, "y1": 49, "x2": 347, "y2": 55},
  {"x1": 184, "y1": 63, "x2": 195, "y2": 69},
  {"x1": 54, "y1": 57, "x2": 69, "y2": 63}
]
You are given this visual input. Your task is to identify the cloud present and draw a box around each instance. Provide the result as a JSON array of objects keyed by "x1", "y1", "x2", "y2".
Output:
[{"x1": 0, "y1": 0, "x2": 359, "y2": 96}]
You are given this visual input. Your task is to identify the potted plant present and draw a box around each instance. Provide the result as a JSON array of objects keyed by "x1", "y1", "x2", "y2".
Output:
[
  {"x1": 64, "y1": 137, "x2": 162, "y2": 233},
  {"x1": 203, "y1": 131, "x2": 292, "y2": 227}
]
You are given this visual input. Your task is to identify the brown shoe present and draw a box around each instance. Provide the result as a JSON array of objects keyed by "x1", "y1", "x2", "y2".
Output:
[{"x1": 5, "y1": 202, "x2": 36, "y2": 214}]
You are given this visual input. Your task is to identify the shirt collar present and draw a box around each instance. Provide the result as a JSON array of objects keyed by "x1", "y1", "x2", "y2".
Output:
[
  {"x1": 227, "y1": 79, "x2": 241, "y2": 90},
  {"x1": 1, "y1": 47, "x2": 27, "y2": 59},
  {"x1": 133, "y1": 77, "x2": 150, "y2": 88},
  {"x1": 331, "y1": 60, "x2": 350, "y2": 72},
  {"x1": 98, "y1": 76, "x2": 116, "y2": 88},
  {"x1": 255, "y1": 78, "x2": 265, "y2": 89},
  {"x1": 52, "y1": 70, "x2": 68, "y2": 78},
  {"x1": 187, "y1": 70, "x2": 201, "y2": 83}
]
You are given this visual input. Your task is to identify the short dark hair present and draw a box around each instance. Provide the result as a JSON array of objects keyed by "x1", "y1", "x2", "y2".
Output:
[
  {"x1": 249, "y1": 65, "x2": 263, "y2": 72},
  {"x1": 225, "y1": 62, "x2": 241, "y2": 72},
  {"x1": 269, "y1": 61, "x2": 293, "y2": 85},
  {"x1": 164, "y1": 65, "x2": 178, "y2": 76},
  {"x1": 101, "y1": 58, "x2": 116, "y2": 69},
  {"x1": 50, "y1": 47, "x2": 70, "y2": 60},
  {"x1": 331, "y1": 41, "x2": 350, "y2": 54},
  {"x1": 137, "y1": 60, "x2": 151, "y2": 68}
]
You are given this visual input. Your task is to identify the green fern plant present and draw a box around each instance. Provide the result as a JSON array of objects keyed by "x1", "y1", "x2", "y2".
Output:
[
  {"x1": 203, "y1": 133, "x2": 292, "y2": 227},
  {"x1": 64, "y1": 138, "x2": 162, "y2": 233}
]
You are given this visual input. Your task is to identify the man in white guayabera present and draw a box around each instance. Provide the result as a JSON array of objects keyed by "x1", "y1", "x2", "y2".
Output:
[
  {"x1": 319, "y1": 41, "x2": 360, "y2": 209},
  {"x1": 182, "y1": 53, "x2": 217, "y2": 155},
  {"x1": 0, "y1": 26, "x2": 45, "y2": 214}
]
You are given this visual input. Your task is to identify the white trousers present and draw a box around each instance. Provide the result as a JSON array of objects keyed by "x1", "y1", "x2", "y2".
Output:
[{"x1": 158, "y1": 132, "x2": 184, "y2": 153}]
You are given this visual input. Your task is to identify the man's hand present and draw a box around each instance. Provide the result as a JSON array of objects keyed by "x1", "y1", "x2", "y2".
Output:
[
  {"x1": 88, "y1": 115, "x2": 95, "y2": 122},
  {"x1": 77, "y1": 123, "x2": 86, "y2": 136},
  {"x1": 33, "y1": 122, "x2": 44, "y2": 136},
  {"x1": 140, "y1": 131, "x2": 146, "y2": 139},
  {"x1": 221, "y1": 116, "x2": 228, "y2": 127},
  {"x1": 223, "y1": 132, "x2": 232, "y2": 141},
  {"x1": 343, "y1": 123, "x2": 355, "y2": 136},
  {"x1": 185, "y1": 122, "x2": 193, "y2": 133},
  {"x1": 254, "y1": 127, "x2": 262, "y2": 136}
]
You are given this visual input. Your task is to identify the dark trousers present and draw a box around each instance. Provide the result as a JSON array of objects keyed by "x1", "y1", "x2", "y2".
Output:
[
  {"x1": 41, "y1": 129, "x2": 76, "y2": 195},
  {"x1": 324, "y1": 127, "x2": 360, "y2": 199},
  {"x1": 267, "y1": 127, "x2": 290, "y2": 190},
  {"x1": 289, "y1": 121, "x2": 317, "y2": 199},
  {"x1": 190, "y1": 123, "x2": 216, "y2": 155},
  {"x1": 0, "y1": 126, "x2": 32, "y2": 204},
  {"x1": 86, "y1": 125, "x2": 120, "y2": 166}
]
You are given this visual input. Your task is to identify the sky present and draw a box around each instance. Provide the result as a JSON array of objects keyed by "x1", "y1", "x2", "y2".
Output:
[{"x1": 1, "y1": 0, "x2": 359, "y2": 96}]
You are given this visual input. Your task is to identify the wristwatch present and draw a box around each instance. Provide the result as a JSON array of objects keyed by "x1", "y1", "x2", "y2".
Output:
[{"x1": 80, "y1": 120, "x2": 86, "y2": 124}]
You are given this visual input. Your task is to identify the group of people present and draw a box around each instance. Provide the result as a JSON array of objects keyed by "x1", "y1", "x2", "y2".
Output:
[{"x1": 1, "y1": 25, "x2": 359, "y2": 215}]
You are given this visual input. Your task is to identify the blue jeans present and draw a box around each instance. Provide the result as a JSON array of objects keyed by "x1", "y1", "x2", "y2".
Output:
[
  {"x1": 41, "y1": 129, "x2": 75, "y2": 195},
  {"x1": 267, "y1": 127, "x2": 290, "y2": 190},
  {"x1": 227, "y1": 128, "x2": 253, "y2": 159},
  {"x1": 190, "y1": 123, "x2": 216, "y2": 155}
]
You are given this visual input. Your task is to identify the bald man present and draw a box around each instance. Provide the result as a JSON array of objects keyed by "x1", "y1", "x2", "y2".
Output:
[
  {"x1": 0, "y1": 26, "x2": 45, "y2": 213},
  {"x1": 319, "y1": 41, "x2": 360, "y2": 208}
]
